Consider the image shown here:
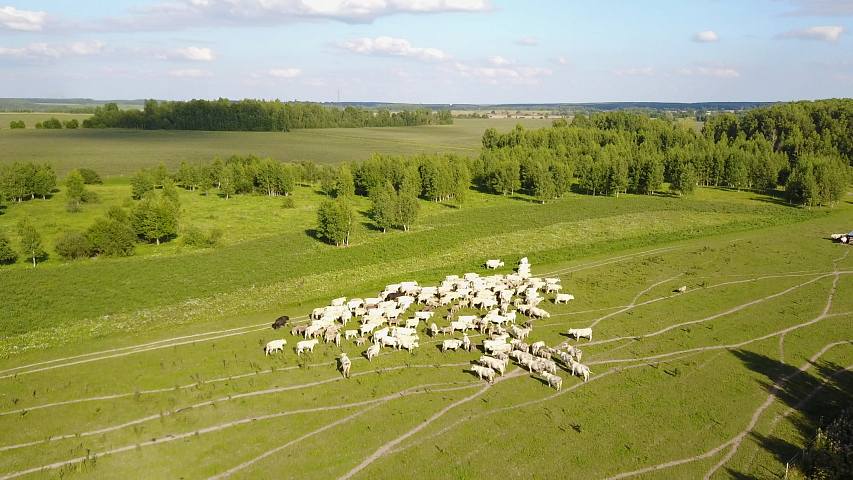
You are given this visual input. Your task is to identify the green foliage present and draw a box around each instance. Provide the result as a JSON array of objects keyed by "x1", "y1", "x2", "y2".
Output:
[
  {"x1": 132, "y1": 192, "x2": 179, "y2": 245},
  {"x1": 63, "y1": 119, "x2": 79, "y2": 129},
  {"x1": 9, "y1": 120, "x2": 25, "y2": 129},
  {"x1": 181, "y1": 226, "x2": 222, "y2": 248},
  {"x1": 82, "y1": 100, "x2": 452, "y2": 131},
  {"x1": 281, "y1": 197, "x2": 295, "y2": 208},
  {"x1": 316, "y1": 197, "x2": 353, "y2": 246},
  {"x1": 40, "y1": 117, "x2": 63, "y2": 129},
  {"x1": 0, "y1": 162, "x2": 57, "y2": 202},
  {"x1": 785, "y1": 156, "x2": 849, "y2": 207},
  {"x1": 78, "y1": 168, "x2": 102, "y2": 184},
  {"x1": 64, "y1": 170, "x2": 86, "y2": 212},
  {"x1": 369, "y1": 182, "x2": 396, "y2": 232},
  {"x1": 0, "y1": 231, "x2": 17, "y2": 265},
  {"x1": 54, "y1": 230, "x2": 93, "y2": 260},
  {"x1": 86, "y1": 209, "x2": 136, "y2": 257},
  {"x1": 130, "y1": 169, "x2": 155, "y2": 200},
  {"x1": 800, "y1": 409, "x2": 853, "y2": 480},
  {"x1": 16, "y1": 217, "x2": 46, "y2": 266},
  {"x1": 670, "y1": 161, "x2": 697, "y2": 196},
  {"x1": 321, "y1": 164, "x2": 354, "y2": 198}
]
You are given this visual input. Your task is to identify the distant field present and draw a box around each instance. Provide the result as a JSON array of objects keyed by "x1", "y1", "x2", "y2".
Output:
[
  {"x1": 0, "y1": 112, "x2": 92, "y2": 129},
  {"x1": 0, "y1": 118, "x2": 552, "y2": 176}
]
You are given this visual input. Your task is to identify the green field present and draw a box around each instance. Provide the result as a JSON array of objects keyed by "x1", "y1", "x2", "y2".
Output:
[
  {"x1": 0, "y1": 118, "x2": 552, "y2": 176},
  {"x1": 0, "y1": 176, "x2": 851, "y2": 478},
  {"x1": 0, "y1": 113, "x2": 93, "y2": 130}
]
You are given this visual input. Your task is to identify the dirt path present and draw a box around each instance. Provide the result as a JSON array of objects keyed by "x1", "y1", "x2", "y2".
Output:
[
  {"x1": 540, "y1": 246, "x2": 686, "y2": 278},
  {"x1": 337, "y1": 369, "x2": 524, "y2": 480},
  {"x1": 0, "y1": 362, "x2": 470, "y2": 453},
  {"x1": 585, "y1": 274, "x2": 683, "y2": 329},
  {"x1": 0, "y1": 381, "x2": 479, "y2": 480}
]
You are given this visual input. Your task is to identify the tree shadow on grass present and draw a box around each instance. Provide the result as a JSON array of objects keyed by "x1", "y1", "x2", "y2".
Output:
[{"x1": 726, "y1": 349, "x2": 853, "y2": 478}]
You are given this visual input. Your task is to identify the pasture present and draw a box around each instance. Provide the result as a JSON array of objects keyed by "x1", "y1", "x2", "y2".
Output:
[
  {"x1": 0, "y1": 118, "x2": 551, "y2": 176},
  {"x1": 0, "y1": 185, "x2": 850, "y2": 478}
]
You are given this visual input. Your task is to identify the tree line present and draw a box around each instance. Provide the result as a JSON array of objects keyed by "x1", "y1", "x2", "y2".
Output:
[
  {"x1": 82, "y1": 100, "x2": 453, "y2": 131},
  {"x1": 478, "y1": 102, "x2": 851, "y2": 206}
]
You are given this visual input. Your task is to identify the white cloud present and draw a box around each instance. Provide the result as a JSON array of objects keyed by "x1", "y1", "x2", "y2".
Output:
[
  {"x1": 612, "y1": 67, "x2": 654, "y2": 77},
  {"x1": 0, "y1": 41, "x2": 104, "y2": 59},
  {"x1": 488, "y1": 55, "x2": 511, "y2": 66},
  {"x1": 109, "y1": 0, "x2": 492, "y2": 30},
  {"x1": 173, "y1": 46, "x2": 215, "y2": 61},
  {"x1": 780, "y1": 25, "x2": 844, "y2": 42},
  {"x1": 515, "y1": 36, "x2": 538, "y2": 46},
  {"x1": 168, "y1": 68, "x2": 212, "y2": 77},
  {"x1": 677, "y1": 66, "x2": 740, "y2": 78},
  {"x1": 453, "y1": 61, "x2": 552, "y2": 84},
  {"x1": 556, "y1": 56, "x2": 569, "y2": 65},
  {"x1": 268, "y1": 67, "x2": 302, "y2": 78},
  {"x1": 693, "y1": 30, "x2": 719, "y2": 43},
  {"x1": 340, "y1": 36, "x2": 448, "y2": 62},
  {"x1": 0, "y1": 6, "x2": 46, "y2": 31}
]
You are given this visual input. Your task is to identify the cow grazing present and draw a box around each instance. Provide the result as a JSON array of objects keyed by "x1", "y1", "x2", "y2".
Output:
[
  {"x1": 296, "y1": 339, "x2": 319, "y2": 355},
  {"x1": 470, "y1": 365, "x2": 496, "y2": 383},
  {"x1": 355, "y1": 336, "x2": 367, "y2": 346},
  {"x1": 479, "y1": 355, "x2": 507, "y2": 375},
  {"x1": 331, "y1": 296, "x2": 347, "y2": 307},
  {"x1": 554, "y1": 293, "x2": 574, "y2": 304},
  {"x1": 365, "y1": 343, "x2": 380, "y2": 361},
  {"x1": 674, "y1": 286, "x2": 687, "y2": 293},
  {"x1": 442, "y1": 339, "x2": 464, "y2": 352},
  {"x1": 485, "y1": 259, "x2": 505, "y2": 270},
  {"x1": 271, "y1": 315, "x2": 290, "y2": 329},
  {"x1": 566, "y1": 328, "x2": 593, "y2": 341},
  {"x1": 339, "y1": 353, "x2": 352, "y2": 378},
  {"x1": 344, "y1": 329, "x2": 358, "y2": 340},
  {"x1": 264, "y1": 339, "x2": 287, "y2": 355},
  {"x1": 462, "y1": 334, "x2": 472, "y2": 352},
  {"x1": 398, "y1": 336, "x2": 420, "y2": 352},
  {"x1": 572, "y1": 362, "x2": 591, "y2": 382},
  {"x1": 291, "y1": 325, "x2": 308, "y2": 337},
  {"x1": 531, "y1": 341, "x2": 546, "y2": 355},
  {"x1": 541, "y1": 372, "x2": 562, "y2": 391}
]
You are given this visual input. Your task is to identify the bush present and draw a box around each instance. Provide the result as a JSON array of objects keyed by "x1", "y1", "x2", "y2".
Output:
[
  {"x1": 78, "y1": 168, "x2": 103, "y2": 184},
  {"x1": 55, "y1": 231, "x2": 93, "y2": 260},
  {"x1": 0, "y1": 232, "x2": 18, "y2": 265},
  {"x1": 81, "y1": 190, "x2": 100, "y2": 204},
  {"x1": 86, "y1": 215, "x2": 136, "y2": 257},
  {"x1": 63, "y1": 119, "x2": 79, "y2": 129},
  {"x1": 182, "y1": 226, "x2": 223, "y2": 248},
  {"x1": 9, "y1": 120, "x2": 25, "y2": 129},
  {"x1": 281, "y1": 197, "x2": 295, "y2": 209},
  {"x1": 41, "y1": 117, "x2": 63, "y2": 129},
  {"x1": 801, "y1": 409, "x2": 853, "y2": 479}
]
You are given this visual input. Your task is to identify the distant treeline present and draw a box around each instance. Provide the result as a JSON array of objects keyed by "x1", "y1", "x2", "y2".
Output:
[
  {"x1": 477, "y1": 100, "x2": 851, "y2": 206},
  {"x1": 82, "y1": 100, "x2": 453, "y2": 131}
]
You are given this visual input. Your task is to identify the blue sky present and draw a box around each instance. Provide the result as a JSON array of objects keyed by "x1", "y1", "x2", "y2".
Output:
[{"x1": 0, "y1": 0, "x2": 851, "y2": 102}]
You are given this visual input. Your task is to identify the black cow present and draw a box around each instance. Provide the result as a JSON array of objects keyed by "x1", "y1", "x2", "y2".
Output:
[{"x1": 272, "y1": 315, "x2": 290, "y2": 329}]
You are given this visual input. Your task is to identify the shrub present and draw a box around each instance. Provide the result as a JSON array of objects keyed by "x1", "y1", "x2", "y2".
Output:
[
  {"x1": 182, "y1": 226, "x2": 223, "y2": 248},
  {"x1": 41, "y1": 117, "x2": 63, "y2": 129},
  {"x1": 0, "y1": 232, "x2": 18, "y2": 265},
  {"x1": 9, "y1": 120, "x2": 25, "y2": 129},
  {"x1": 78, "y1": 168, "x2": 103, "y2": 184},
  {"x1": 281, "y1": 197, "x2": 295, "y2": 209},
  {"x1": 63, "y1": 119, "x2": 79, "y2": 129},
  {"x1": 801, "y1": 409, "x2": 853, "y2": 479},
  {"x1": 86, "y1": 215, "x2": 136, "y2": 257},
  {"x1": 55, "y1": 231, "x2": 93, "y2": 260}
]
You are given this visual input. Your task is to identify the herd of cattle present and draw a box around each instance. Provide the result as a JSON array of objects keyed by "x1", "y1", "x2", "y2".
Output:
[{"x1": 264, "y1": 257, "x2": 594, "y2": 390}]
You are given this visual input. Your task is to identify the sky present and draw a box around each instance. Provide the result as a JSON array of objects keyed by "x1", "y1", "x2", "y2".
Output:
[{"x1": 0, "y1": 0, "x2": 851, "y2": 103}]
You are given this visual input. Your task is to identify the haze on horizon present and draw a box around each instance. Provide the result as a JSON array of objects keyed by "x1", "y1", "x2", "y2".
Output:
[{"x1": 0, "y1": 0, "x2": 851, "y2": 104}]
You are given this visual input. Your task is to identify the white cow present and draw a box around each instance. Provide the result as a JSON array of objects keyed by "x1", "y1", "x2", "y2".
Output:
[
  {"x1": 398, "y1": 336, "x2": 420, "y2": 352},
  {"x1": 414, "y1": 311, "x2": 435, "y2": 321},
  {"x1": 529, "y1": 307, "x2": 551, "y2": 319},
  {"x1": 450, "y1": 321, "x2": 469, "y2": 333},
  {"x1": 531, "y1": 341, "x2": 546, "y2": 355},
  {"x1": 331, "y1": 296, "x2": 346, "y2": 307},
  {"x1": 572, "y1": 362, "x2": 591, "y2": 382},
  {"x1": 264, "y1": 339, "x2": 287, "y2": 355},
  {"x1": 462, "y1": 334, "x2": 472, "y2": 352},
  {"x1": 296, "y1": 339, "x2": 319, "y2": 355},
  {"x1": 365, "y1": 343, "x2": 381, "y2": 361},
  {"x1": 479, "y1": 355, "x2": 507, "y2": 376},
  {"x1": 510, "y1": 325, "x2": 531, "y2": 340},
  {"x1": 470, "y1": 365, "x2": 496, "y2": 383},
  {"x1": 380, "y1": 336, "x2": 399, "y2": 349},
  {"x1": 567, "y1": 328, "x2": 593, "y2": 341},
  {"x1": 442, "y1": 339, "x2": 464, "y2": 352},
  {"x1": 487, "y1": 343, "x2": 512, "y2": 356},
  {"x1": 675, "y1": 286, "x2": 687, "y2": 293},
  {"x1": 485, "y1": 259, "x2": 505, "y2": 270},
  {"x1": 373, "y1": 327, "x2": 390, "y2": 343},
  {"x1": 339, "y1": 353, "x2": 352, "y2": 378},
  {"x1": 545, "y1": 284, "x2": 563, "y2": 293},
  {"x1": 554, "y1": 293, "x2": 575, "y2": 304},
  {"x1": 541, "y1": 371, "x2": 562, "y2": 391},
  {"x1": 392, "y1": 326, "x2": 416, "y2": 338},
  {"x1": 404, "y1": 318, "x2": 420, "y2": 329},
  {"x1": 344, "y1": 329, "x2": 358, "y2": 340}
]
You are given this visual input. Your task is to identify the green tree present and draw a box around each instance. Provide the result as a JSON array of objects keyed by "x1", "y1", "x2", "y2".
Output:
[
  {"x1": 369, "y1": 182, "x2": 396, "y2": 233},
  {"x1": 0, "y1": 231, "x2": 17, "y2": 265},
  {"x1": 63, "y1": 119, "x2": 79, "y2": 129},
  {"x1": 17, "y1": 218, "x2": 46, "y2": 267},
  {"x1": 130, "y1": 169, "x2": 155, "y2": 200},
  {"x1": 132, "y1": 193, "x2": 179, "y2": 245},
  {"x1": 65, "y1": 170, "x2": 86, "y2": 212},
  {"x1": 32, "y1": 164, "x2": 56, "y2": 199},
  {"x1": 41, "y1": 117, "x2": 62, "y2": 129},
  {"x1": 394, "y1": 190, "x2": 419, "y2": 231},
  {"x1": 9, "y1": 120, "x2": 25, "y2": 129},
  {"x1": 316, "y1": 198, "x2": 353, "y2": 246},
  {"x1": 162, "y1": 178, "x2": 180, "y2": 206},
  {"x1": 86, "y1": 211, "x2": 136, "y2": 257},
  {"x1": 78, "y1": 168, "x2": 102, "y2": 184},
  {"x1": 55, "y1": 230, "x2": 93, "y2": 260},
  {"x1": 670, "y1": 162, "x2": 697, "y2": 196}
]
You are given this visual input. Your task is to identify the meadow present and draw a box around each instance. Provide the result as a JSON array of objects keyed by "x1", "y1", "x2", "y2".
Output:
[
  {"x1": 0, "y1": 118, "x2": 551, "y2": 176},
  {"x1": 0, "y1": 117, "x2": 851, "y2": 479}
]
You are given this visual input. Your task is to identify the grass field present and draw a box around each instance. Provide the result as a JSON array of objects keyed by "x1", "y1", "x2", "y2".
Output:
[
  {"x1": 0, "y1": 171, "x2": 850, "y2": 478},
  {"x1": 0, "y1": 118, "x2": 552, "y2": 176},
  {"x1": 0, "y1": 113, "x2": 93, "y2": 129}
]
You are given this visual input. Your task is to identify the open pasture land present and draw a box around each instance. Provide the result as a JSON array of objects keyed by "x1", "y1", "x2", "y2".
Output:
[
  {"x1": 0, "y1": 118, "x2": 552, "y2": 176},
  {"x1": 0, "y1": 191, "x2": 851, "y2": 479}
]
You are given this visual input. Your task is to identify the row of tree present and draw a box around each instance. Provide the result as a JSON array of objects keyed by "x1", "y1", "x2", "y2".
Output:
[
  {"x1": 0, "y1": 163, "x2": 102, "y2": 209},
  {"x1": 479, "y1": 106, "x2": 851, "y2": 206},
  {"x1": 82, "y1": 100, "x2": 453, "y2": 131}
]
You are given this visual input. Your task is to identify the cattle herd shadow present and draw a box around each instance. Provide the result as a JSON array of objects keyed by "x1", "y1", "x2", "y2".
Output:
[{"x1": 725, "y1": 349, "x2": 853, "y2": 478}]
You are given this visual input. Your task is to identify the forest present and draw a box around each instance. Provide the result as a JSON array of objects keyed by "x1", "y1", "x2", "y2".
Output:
[{"x1": 81, "y1": 99, "x2": 453, "y2": 131}]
